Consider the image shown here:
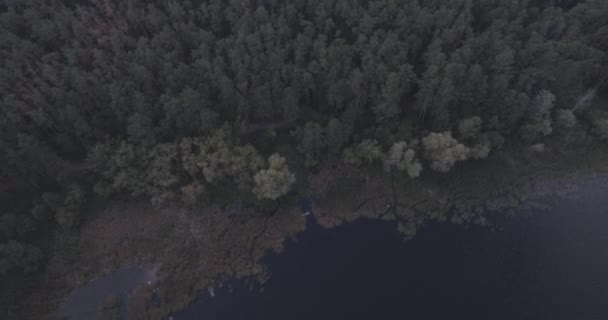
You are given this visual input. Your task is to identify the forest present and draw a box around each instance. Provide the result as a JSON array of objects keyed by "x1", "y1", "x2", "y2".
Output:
[{"x1": 1, "y1": 0, "x2": 608, "y2": 305}]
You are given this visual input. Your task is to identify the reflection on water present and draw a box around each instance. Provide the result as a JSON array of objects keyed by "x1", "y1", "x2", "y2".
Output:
[
  {"x1": 174, "y1": 187, "x2": 608, "y2": 320},
  {"x1": 58, "y1": 265, "x2": 156, "y2": 320}
]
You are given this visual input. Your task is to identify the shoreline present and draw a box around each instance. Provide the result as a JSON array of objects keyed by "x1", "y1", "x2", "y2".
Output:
[{"x1": 13, "y1": 147, "x2": 608, "y2": 320}]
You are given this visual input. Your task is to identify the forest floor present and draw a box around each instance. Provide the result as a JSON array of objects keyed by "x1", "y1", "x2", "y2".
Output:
[{"x1": 14, "y1": 142, "x2": 608, "y2": 320}]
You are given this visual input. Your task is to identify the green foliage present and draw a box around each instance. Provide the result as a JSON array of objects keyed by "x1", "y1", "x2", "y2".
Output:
[
  {"x1": 180, "y1": 129, "x2": 264, "y2": 191},
  {"x1": 326, "y1": 118, "x2": 347, "y2": 157},
  {"x1": 519, "y1": 90, "x2": 556, "y2": 143},
  {"x1": 0, "y1": 240, "x2": 42, "y2": 276},
  {"x1": 180, "y1": 134, "x2": 230, "y2": 184},
  {"x1": 144, "y1": 144, "x2": 181, "y2": 206},
  {"x1": 293, "y1": 122, "x2": 324, "y2": 167},
  {"x1": 343, "y1": 140, "x2": 384, "y2": 167},
  {"x1": 592, "y1": 116, "x2": 608, "y2": 141},
  {"x1": 384, "y1": 141, "x2": 422, "y2": 178},
  {"x1": 230, "y1": 145, "x2": 265, "y2": 189},
  {"x1": 422, "y1": 132, "x2": 470, "y2": 173},
  {"x1": 89, "y1": 141, "x2": 148, "y2": 198},
  {"x1": 253, "y1": 154, "x2": 296, "y2": 200},
  {"x1": 30, "y1": 198, "x2": 52, "y2": 223},
  {"x1": 469, "y1": 139, "x2": 492, "y2": 160},
  {"x1": 0, "y1": 0, "x2": 604, "y2": 209},
  {"x1": 55, "y1": 185, "x2": 84, "y2": 230},
  {"x1": 0, "y1": 212, "x2": 18, "y2": 240},
  {"x1": 572, "y1": 89, "x2": 598, "y2": 114},
  {"x1": 458, "y1": 117, "x2": 483, "y2": 140},
  {"x1": 41, "y1": 192, "x2": 63, "y2": 213},
  {"x1": 529, "y1": 143, "x2": 546, "y2": 153},
  {"x1": 373, "y1": 68, "x2": 414, "y2": 123},
  {"x1": 555, "y1": 109, "x2": 578, "y2": 130},
  {"x1": 456, "y1": 116, "x2": 493, "y2": 159},
  {"x1": 90, "y1": 128, "x2": 266, "y2": 206}
]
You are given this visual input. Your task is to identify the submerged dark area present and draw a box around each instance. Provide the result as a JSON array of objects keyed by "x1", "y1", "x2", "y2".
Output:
[{"x1": 175, "y1": 191, "x2": 608, "y2": 320}]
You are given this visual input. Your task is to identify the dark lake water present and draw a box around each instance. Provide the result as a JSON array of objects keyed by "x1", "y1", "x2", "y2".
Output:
[{"x1": 174, "y1": 189, "x2": 608, "y2": 320}]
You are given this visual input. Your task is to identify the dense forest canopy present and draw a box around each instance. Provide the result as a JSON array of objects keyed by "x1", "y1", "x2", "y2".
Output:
[{"x1": 1, "y1": 0, "x2": 607, "y2": 276}]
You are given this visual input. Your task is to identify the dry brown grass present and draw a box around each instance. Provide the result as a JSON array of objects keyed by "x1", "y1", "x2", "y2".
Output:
[{"x1": 14, "y1": 199, "x2": 305, "y2": 320}]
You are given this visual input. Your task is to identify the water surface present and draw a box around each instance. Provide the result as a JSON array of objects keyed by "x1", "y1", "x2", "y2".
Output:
[{"x1": 175, "y1": 187, "x2": 608, "y2": 320}]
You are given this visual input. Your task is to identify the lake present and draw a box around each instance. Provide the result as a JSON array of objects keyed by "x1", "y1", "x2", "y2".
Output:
[{"x1": 173, "y1": 183, "x2": 608, "y2": 320}]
